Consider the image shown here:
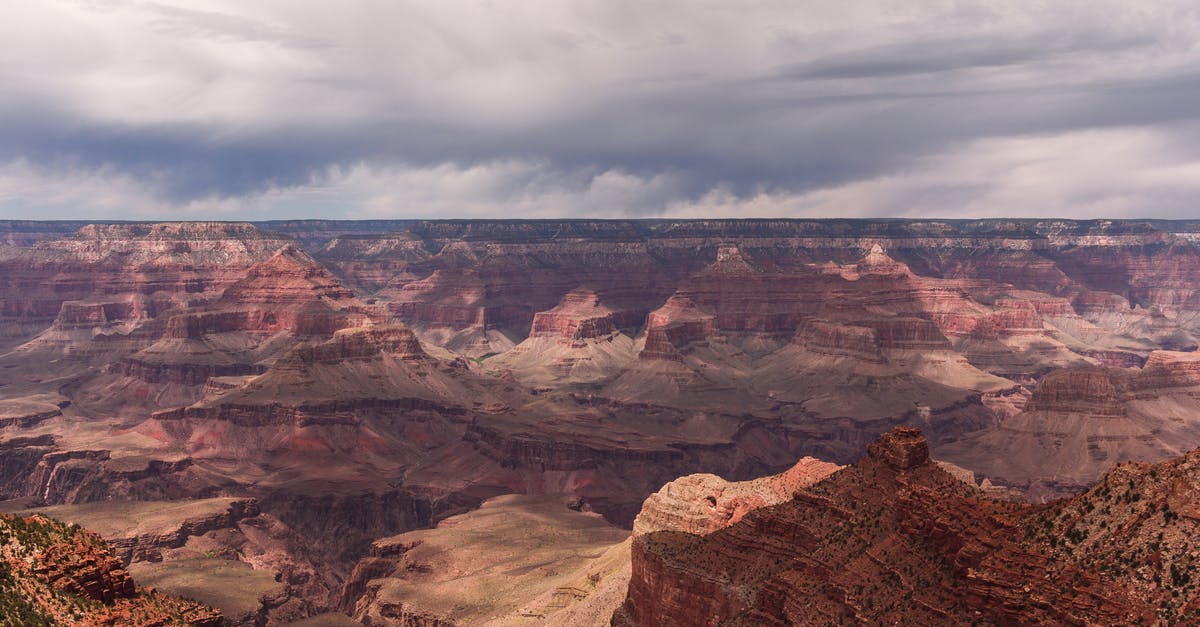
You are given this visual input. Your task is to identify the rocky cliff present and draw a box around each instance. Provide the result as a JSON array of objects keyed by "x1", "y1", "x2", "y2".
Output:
[
  {"x1": 614, "y1": 427, "x2": 1177, "y2": 626},
  {"x1": 0, "y1": 222, "x2": 287, "y2": 342}
]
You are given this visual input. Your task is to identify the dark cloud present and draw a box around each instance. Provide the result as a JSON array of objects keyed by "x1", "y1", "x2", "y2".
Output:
[
  {"x1": 778, "y1": 29, "x2": 1157, "y2": 81},
  {"x1": 0, "y1": 1, "x2": 1198, "y2": 219}
]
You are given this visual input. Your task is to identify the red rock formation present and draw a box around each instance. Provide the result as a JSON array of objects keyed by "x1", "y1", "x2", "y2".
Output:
[
  {"x1": 794, "y1": 320, "x2": 884, "y2": 361},
  {"x1": 1133, "y1": 350, "x2": 1200, "y2": 391},
  {"x1": 218, "y1": 244, "x2": 358, "y2": 307},
  {"x1": 632, "y1": 457, "x2": 841, "y2": 537},
  {"x1": 1024, "y1": 367, "x2": 1127, "y2": 416},
  {"x1": 0, "y1": 513, "x2": 222, "y2": 625},
  {"x1": 285, "y1": 324, "x2": 428, "y2": 364},
  {"x1": 939, "y1": 350, "x2": 1200, "y2": 499},
  {"x1": 856, "y1": 243, "x2": 911, "y2": 276},
  {"x1": 32, "y1": 516, "x2": 138, "y2": 604},
  {"x1": 862, "y1": 317, "x2": 952, "y2": 350},
  {"x1": 529, "y1": 287, "x2": 644, "y2": 342},
  {"x1": 615, "y1": 427, "x2": 1157, "y2": 626},
  {"x1": 865, "y1": 425, "x2": 929, "y2": 470},
  {"x1": 982, "y1": 299, "x2": 1045, "y2": 335},
  {"x1": 0, "y1": 222, "x2": 288, "y2": 338},
  {"x1": 113, "y1": 246, "x2": 379, "y2": 393}
]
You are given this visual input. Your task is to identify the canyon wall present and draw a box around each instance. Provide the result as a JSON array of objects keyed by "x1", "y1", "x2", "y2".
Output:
[{"x1": 3, "y1": 218, "x2": 1200, "y2": 621}]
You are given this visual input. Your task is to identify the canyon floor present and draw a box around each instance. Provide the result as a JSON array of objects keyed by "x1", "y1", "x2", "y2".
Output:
[{"x1": 4, "y1": 218, "x2": 1200, "y2": 624}]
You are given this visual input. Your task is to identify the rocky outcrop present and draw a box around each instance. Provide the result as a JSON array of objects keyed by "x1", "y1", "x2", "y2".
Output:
[
  {"x1": 0, "y1": 513, "x2": 222, "y2": 625},
  {"x1": 285, "y1": 324, "x2": 427, "y2": 364},
  {"x1": 865, "y1": 425, "x2": 930, "y2": 470},
  {"x1": 1011, "y1": 352, "x2": 1200, "y2": 418},
  {"x1": 220, "y1": 244, "x2": 357, "y2": 304},
  {"x1": 1024, "y1": 367, "x2": 1127, "y2": 416},
  {"x1": 631, "y1": 457, "x2": 841, "y2": 537},
  {"x1": 529, "y1": 288, "x2": 645, "y2": 342},
  {"x1": 111, "y1": 246, "x2": 380, "y2": 392},
  {"x1": 31, "y1": 516, "x2": 138, "y2": 604},
  {"x1": 199, "y1": 244, "x2": 374, "y2": 336},
  {"x1": 856, "y1": 243, "x2": 911, "y2": 276},
  {"x1": 615, "y1": 427, "x2": 1157, "y2": 626},
  {"x1": 114, "y1": 358, "x2": 268, "y2": 386},
  {"x1": 639, "y1": 320, "x2": 716, "y2": 362},
  {"x1": 795, "y1": 320, "x2": 884, "y2": 361},
  {"x1": 1132, "y1": 350, "x2": 1200, "y2": 391},
  {"x1": 862, "y1": 317, "x2": 952, "y2": 350}
]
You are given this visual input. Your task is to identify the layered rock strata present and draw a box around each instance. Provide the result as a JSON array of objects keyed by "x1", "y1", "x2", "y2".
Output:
[
  {"x1": 632, "y1": 456, "x2": 841, "y2": 537},
  {"x1": 614, "y1": 427, "x2": 1173, "y2": 626}
]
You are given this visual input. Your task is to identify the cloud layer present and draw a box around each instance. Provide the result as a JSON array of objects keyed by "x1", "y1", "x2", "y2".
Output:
[{"x1": 1, "y1": 0, "x2": 1199, "y2": 219}]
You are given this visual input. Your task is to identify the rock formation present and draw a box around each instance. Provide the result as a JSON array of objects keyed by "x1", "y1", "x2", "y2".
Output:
[
  {"x1": 632, "y1": 457, "x2": 841, "y2": 537},
  {"x1": 0, "y1": 512, "x2": 222, "y2": 625},
  {"x1": 939, "y1": 350, "x2": 1200, "y2": 498},
  {"x1": 613, "y1": 426, "x2": 1191, "y2": 626},
  {"x1": 0, "y1": 222, "x2": 287, "y2": 344}
]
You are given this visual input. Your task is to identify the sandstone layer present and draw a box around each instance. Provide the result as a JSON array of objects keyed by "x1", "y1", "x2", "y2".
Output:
[{"x1": 632, "y1": 456, "x2": 841, "y2": 537}]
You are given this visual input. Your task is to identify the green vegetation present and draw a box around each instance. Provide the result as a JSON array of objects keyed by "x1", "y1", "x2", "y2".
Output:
[
  {"x1": 0, "y1": 512, "x2": 220, "y2": 625},
  {"x1": 0, "y1": 562, "x2": 54, "y2": 626},
  {"x1": 473, "y1": 351, "x2": 500, "y2": 364}
]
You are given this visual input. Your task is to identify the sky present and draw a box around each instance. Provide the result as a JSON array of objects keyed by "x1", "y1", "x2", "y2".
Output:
[{"x1": 1, "y1": 0, "x2": 1199, "y2": 220}]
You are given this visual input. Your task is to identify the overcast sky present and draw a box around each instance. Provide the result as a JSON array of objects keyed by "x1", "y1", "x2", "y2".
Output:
[{"x1": 1, "y1": 0, "x2": 1199, "y2": 220}]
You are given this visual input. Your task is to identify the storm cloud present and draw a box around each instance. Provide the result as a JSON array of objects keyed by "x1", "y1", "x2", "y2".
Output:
[{"x1": 1, "y1": 0, "x2": 1199, "y2": 219}]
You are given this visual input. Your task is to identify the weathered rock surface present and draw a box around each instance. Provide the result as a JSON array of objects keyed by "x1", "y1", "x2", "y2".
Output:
[
  {"x1": 631, "y1": 456, "x2": 841, "y2": 537},
  {"x1": 0, "y1": 222, "x2": 287, "y2": 344},
  {"x1": 614, "y1": 427, "x2": 1174, "y2": 626},
  {"x1": 0, "y1": 512, "x2": 222, "y2": 625},
  {"x1": 865, "y1": 425, "x2": 930, "y2": 470}
]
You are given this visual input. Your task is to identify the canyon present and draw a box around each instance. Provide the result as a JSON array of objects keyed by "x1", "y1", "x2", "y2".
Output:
[{"x1": 3, "y1": 218, "x2": 1200, "y2": 623}]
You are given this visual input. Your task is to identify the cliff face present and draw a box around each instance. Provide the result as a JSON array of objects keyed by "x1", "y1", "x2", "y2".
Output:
[
  {"x1": 615, "y1": 427, "x2": 1177, "y2": 626},
  {"x1": 0, "y1": 222, "x2": 287, "y2": 340},
  {"x1": 107, "y1": 245, "x2": 380, "y2": 403}
]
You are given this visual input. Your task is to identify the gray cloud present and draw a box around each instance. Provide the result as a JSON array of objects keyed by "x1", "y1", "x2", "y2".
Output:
[
  {"x1": 0, "y1": 0, "x2": 1199, "y2": 219},
  {"x1": 778, "y1": 28, "x2": 1158, "y2": 81}
]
